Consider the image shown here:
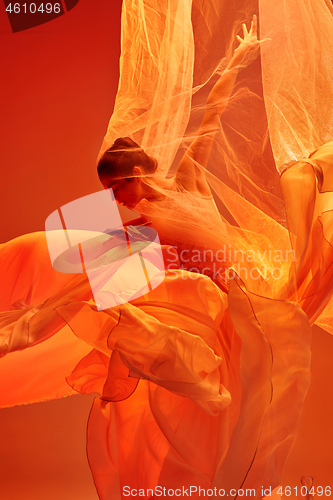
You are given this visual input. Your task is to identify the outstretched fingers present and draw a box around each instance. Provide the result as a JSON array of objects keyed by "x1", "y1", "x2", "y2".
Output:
[
  {"x1": 239, "y1": 14, "x2": 257, "y2": 44},
  {"x1": 250, "y1": 14, "x2": 257, "y2": 36},
  {"x1": 235, "y1": 14, "x2": 269, "y2": 51}
]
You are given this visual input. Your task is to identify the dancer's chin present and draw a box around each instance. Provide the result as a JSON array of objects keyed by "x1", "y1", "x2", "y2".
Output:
[{"x1": 122, "y1": 201, "x2": 137, "y2": 210}]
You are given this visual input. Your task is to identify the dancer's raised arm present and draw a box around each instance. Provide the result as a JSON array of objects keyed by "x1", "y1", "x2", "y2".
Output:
[{"x1": 175, "y1": 15, "x2": 263, "y2": 195}]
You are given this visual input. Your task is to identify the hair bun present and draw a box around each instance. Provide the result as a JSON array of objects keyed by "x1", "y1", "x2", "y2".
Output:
[
  {"x1": 112, "y1": 137, "x2": 141, "y2": 151},
  {"x1": 98, "y1": 137, "x2": 158, "y2": 179}
]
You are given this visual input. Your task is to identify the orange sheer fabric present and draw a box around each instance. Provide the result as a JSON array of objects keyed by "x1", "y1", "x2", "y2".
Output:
[
  {"x1": 94, "y1": 0, "x2": 333, "y2": 494},
  {"x1": 1, "y1": 0, "x2": 333, "y2": 498},
  {"x1": 260, "y1": 0, "x2": 333, "y2": 170},
  {"x1": 0, "y1": 233, "x2": 92, "y2": 406}
]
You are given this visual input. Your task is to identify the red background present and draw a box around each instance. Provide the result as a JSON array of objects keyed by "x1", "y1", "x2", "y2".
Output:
[
  {"x1": 0, "y1": 1, "x2": 332, "y2": 497},
  {"x1": 0, "y1": 2, "x2": 120, "y2": 498}
]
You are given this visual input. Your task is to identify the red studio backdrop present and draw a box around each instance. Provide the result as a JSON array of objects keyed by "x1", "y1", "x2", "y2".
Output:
[{"x1": 0, "y1": 1, "x2": 332, "y2": 498}]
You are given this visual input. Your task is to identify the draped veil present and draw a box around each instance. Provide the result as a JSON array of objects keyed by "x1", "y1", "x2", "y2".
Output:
[{"x1": 100, "y1": 0, "x2": 333, "y2": 217}]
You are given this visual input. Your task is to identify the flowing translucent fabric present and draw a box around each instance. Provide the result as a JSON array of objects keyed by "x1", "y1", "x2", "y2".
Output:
[
  {"x1": 1, "y1": 0, "x2": 333, "y2": 498},
  {"x1": 95, "y1": 0, "x2": 333, "y2": 494}
]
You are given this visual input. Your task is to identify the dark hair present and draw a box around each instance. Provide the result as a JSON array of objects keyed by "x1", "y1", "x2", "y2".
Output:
[{"x1": 97, "y1": 137, "x2": 157, "y2": 180}]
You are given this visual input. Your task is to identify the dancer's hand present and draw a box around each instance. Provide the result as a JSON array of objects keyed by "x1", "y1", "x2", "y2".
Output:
[
  {"x1": 176, "y1": 15, "x2": 269, "y2": 177},
  {"x1": 234, "y1": 15, "x2": 269, "y2": 60}
]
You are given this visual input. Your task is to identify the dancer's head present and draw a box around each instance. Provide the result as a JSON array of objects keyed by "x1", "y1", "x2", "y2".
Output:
[{"x1": 98, "y1": 137, "x2": 158, "y2": 208}]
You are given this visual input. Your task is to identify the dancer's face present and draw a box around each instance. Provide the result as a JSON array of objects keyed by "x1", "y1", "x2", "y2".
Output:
[{"x1": 101, "y1": 175, "x2": 144, "y2": 209}]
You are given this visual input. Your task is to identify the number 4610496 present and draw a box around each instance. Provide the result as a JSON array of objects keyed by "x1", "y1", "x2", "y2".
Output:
[
  {"x1": 276, "y1": 486, "x2": 331, "y2": 496},
  {"x1": 6, "y1": 3, "x2": 61, "y2": 14}
]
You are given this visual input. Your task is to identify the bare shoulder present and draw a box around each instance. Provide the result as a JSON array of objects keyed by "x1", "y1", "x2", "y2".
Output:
[{"x1": 175, "y1": 155, "x2": 212, "y2": 197}]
